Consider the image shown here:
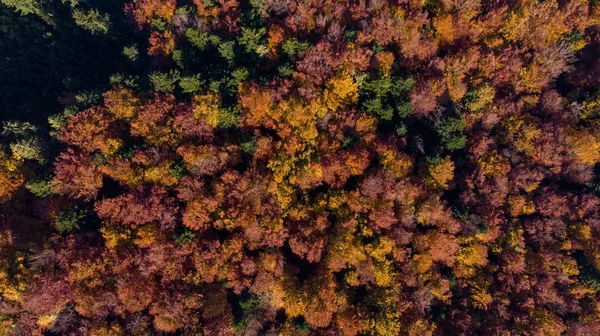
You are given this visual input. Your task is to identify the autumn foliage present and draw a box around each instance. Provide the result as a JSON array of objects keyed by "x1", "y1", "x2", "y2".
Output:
[{"x1": 2, "y1": 0, "x2": 600, "y2": 335}]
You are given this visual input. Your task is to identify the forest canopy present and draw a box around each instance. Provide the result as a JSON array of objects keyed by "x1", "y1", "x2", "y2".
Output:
[{"x1": 2, "y1": 0, "x2": 600, "y2": 335}]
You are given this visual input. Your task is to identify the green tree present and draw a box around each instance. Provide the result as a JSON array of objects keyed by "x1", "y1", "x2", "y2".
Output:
[
  {"x1": 150, "y1": 70, "x2": 181, "y2": 93},
  {"x1": 123, "y1": 45, "x2": 139, "y2": 61},
  {"x1": 54, "y1": 208, "x2": 87, "y2": 234},
  {"x1": 217, "y1": 106, "x2": 240, "y2": 129},
  {"x1": 434, "y1": 113, "x2": 467, "y2": 151},
  {"x1": 1, "y1": 0, "x2": 48, "y2": 20},
  {"x1": 174, "y1": 228, "x2": 196, "y2": 246},
  {"x1": 1, "y1": 120, "x2": 36, "y2": 136},
  {"x1": 238, "y1": 27, "x2": 267, "y2": 56},
  {"x1": 179, "y1": 75, "x2": 203, "y2": 94},
  {"x1": 25, "y1": 176, "x2": 56, "y2": 197},
  {"x1": 240, "y1": 134, "x2": 257, "y2": 154},
  {"x1": 10, "y1": 138, "x2": 45, "y2": 163},
  {"x1": 282, "y1": 38, "x2": 310, "y2": 57},
  {"x1": 72, "y1": 8, "x2": 110, "y2": 35},
  {"x1": 217, "y1": 40, "x2": 236, "y2": 65},
  {"x1": 359, "y1": 74, "x2": 414, "y2": 128},
  {"x1": 186, "y1": 29, "x2": 210, "y2": 50}
]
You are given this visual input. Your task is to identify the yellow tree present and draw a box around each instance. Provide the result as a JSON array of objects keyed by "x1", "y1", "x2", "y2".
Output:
[
  {"x1": 0, "y1": 148, "x2": 24, "y2": 201},
  {"x1": 426, "y1": 156, "x2": 455, "y2": 190}
]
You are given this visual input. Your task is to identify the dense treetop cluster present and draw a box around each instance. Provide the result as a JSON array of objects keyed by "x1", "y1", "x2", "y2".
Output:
[{"x1": 3, "y1": 0, "x2": 600, "y2": 335}]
